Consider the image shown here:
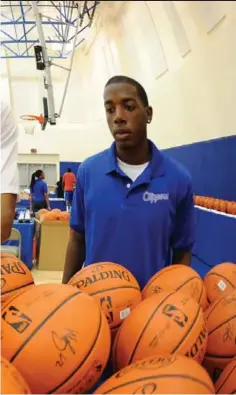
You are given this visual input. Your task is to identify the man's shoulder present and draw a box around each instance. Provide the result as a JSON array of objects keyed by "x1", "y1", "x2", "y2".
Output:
[{"x1": 78, "y1": 148, "x2": 110, "y2": 173}]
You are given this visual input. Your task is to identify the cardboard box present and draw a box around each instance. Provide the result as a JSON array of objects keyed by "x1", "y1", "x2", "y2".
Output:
[{"x1": 35, "y1": 219, "x2": 70, "y2": 271}]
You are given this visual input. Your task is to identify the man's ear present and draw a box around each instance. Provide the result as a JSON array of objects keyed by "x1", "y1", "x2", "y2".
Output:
[{"x1": 146, "y1": 106, "x2": 153, "y2": 123}]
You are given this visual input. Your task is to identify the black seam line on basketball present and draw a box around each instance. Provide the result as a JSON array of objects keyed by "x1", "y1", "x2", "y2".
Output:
[
  {"x1": 1, "y1": 288, "x2": 28, "y2": 308},
  {"x1": 206, "y1": 273, "x2": 236, "y2": 289},
  {"x1": 90, "y1": 285, "x2": 141, "y2": 296},
  {"x1": 100, "y1": 373, "x2": 214, "y2": 394},
  {"x1": 10, "y1": 290, "x2": 83, "y2": 363},
  {"x1": 48, "y1": 308, "x2": 102, "y2": 393},
  {"x1": 126, "y1": 291, "x2": 177, "y2": 365},
  {"x1": 216, "y1": 364, "x2": 236, "y2": 393},
  {"x1": 206, "y1": 353, "x2": 235, "y2": 359},
  {"x1": 175, "y1": 276, "x2": 203, "y2": 303},
  {"x1": 143, "y1": 266, "x2": 181, "y2": 289},
  {"x1": 204, "y1": 294, "x2": 225, "y2": 320},
  {"x1": 171, "y1": 305, "x2": 201, "y2": 354},
  {"x1": 208, "y1": 314, "x2": 236, "y2": 336},
  {"x1": 113, "y1": 324, "x2": 122, "y2": 372},
  {"x1": 1, "y1": 281, "x2": 34, "y2": 295},
  {"x1": 74, "y1": 262, "x2": 135, "y2": 276}
]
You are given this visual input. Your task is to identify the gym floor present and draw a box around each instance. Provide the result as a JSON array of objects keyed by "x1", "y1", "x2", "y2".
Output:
[{"x1": 31, "y1": 268, "x2": 63, "y2": 285}]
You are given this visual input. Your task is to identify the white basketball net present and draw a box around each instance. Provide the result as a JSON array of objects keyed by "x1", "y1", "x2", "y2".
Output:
[{"x1": 21, "y1": 120, "x2": 40, "y2": 135}]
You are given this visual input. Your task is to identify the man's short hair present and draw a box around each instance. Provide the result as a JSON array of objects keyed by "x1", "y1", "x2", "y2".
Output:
[{"x1": 105, "y1": 75, "x2": 149, "y2": 107}]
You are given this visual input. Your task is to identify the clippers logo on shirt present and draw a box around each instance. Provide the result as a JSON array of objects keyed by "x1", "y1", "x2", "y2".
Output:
[{"x1": 143, "y1": 192, "x2": 169, "y2": 204}]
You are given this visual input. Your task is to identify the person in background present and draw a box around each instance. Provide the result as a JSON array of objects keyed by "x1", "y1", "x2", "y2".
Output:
[
  {"x1": 29, "y1": 170, "x2": 50, "y2": 214},
  {"x1": 56, "y1": 176, "x2": 64, "y2": 198},
  {"x1": 63, "y1": 75, "x2": 195, "y2": 286},
  {"x1": 62, "y1": 168, "x2": 76, "y2": 212},
  {"x1": 1, "y1": 100, "x2": 19, "y2": 242}
]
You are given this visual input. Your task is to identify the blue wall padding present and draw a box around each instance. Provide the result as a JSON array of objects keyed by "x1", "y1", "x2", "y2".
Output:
[
  {"x1": 162, "y1": 135, "x2": 236, "y2": 201},
  {"x1": 60, "y1": 135, "x2": 236, "y2": 201},
  {"x1": 60, "y1": 162, "x2": 81, "y2": 177}
]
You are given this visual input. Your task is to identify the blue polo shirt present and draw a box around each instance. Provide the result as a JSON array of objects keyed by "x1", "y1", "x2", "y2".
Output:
[
  {"x1": 70, "y1": 141, "x2": 195, "y2": 289},
  {"x1": 30, "y1": 179, "x2": 48, "y2": 202}
]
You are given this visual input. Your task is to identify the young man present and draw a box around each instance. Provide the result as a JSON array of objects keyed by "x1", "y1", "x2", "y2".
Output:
[
  {"x1": 1, "y1": 101, "x2": 19, "y2": 242},
  {"x1": 63, "y1": 76, "x2": 195, "y2": 288},
  {"x1": 62, "y1": 168, "x2": 76, "y2": 212}
]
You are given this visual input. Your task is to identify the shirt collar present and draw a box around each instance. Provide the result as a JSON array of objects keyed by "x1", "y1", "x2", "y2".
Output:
[{"x1": 105, "y1": 140, "x2": 165, "y2": 178}]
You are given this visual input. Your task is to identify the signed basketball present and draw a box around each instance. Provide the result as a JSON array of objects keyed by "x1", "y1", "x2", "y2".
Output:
[
  {"x1": 113, "y1": 290, "x2": 207, "y2": 371},
  {"x1": 203, "y1": 290, "x2": 236, "y2": 379},
  {"x1": 215, "y1": 358, "x2": 236, "y2": 393},
  {"x1": 1, "y1": 254, "x2": 34, "y2": 305},
  {"x1": 204, "y1": 262, "x2": 236, "y2": 303},
  {"x1": 94, "y1": 355, "x2": 215, "y2": 394},
  {"x1": 68, "y1": 262, "x2": 142, "y2": 337},
  {"x1": 1, "y1": 283, "x2": 111, "y2": 394},
  {"x1": 142, "y1": 264, "x2": 208, "y2": 310},
  {"x1": 1, "y1": 355, "x2": 31, "y2": 394}
]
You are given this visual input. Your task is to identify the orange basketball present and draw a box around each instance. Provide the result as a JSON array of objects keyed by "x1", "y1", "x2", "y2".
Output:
[
  {"x1": 214, "y1": 199, "x2": 221, "y2": 211},
  {"x1": 219, "y1": 200, "x2": 227, "y2": 213},
  {"x1": 69, "y1": 262, "x2": 141, "y2": 337},
  {"x1": 51, "y1": 209, "x2": 61, "y2": 220},
  {"x1": 142, "y1": 264, "x2": 208, "y2": 310},
  {"x1": 232, "y1": 202, "x2": 236, "y2": 215},
  {"x1": 1, "y1": 356, "x2": 31, "y2": 394},
  {"x1": 203, "y1": 198, "x2": 210, "y2": 208},
  {"x1": 204, "y1": 262, "x2": 236, "y2": 303},
  {"x1": 198, "y1": 196, "x2": 205, "y2": 207},
  {"x1": 203, "y1": 355, "x2": 233, "y2": 382},
  {"x1": 94, "y1": 354, "x2": 215, "y2": 394},
  {"x1": 51, "y1": 209, "x2": 61, "y2": 214},
  {"x1": 204, "y1": 290, "x2": 236, "y2": 376},
  {"x1": 59, "y1": 212, "x2": 70, "y2": 221},
  {"x1": 36, "y1": 208, "x2": 48, "y2": 219},
  {"x1": 1, "y1": 283, "x2": 111, "y2": 394},
  {"x1": 215, "y1": 358, "x2": 236, "y2": 393},
  {"x1": 226, "y1": 202, "x2": 234, "y2": 214},
  {"x1": 113, "y1": 291, "x2": 208, "y2": 371},
  {"x1": 41, "y1": 212, "x2": 56, "y2": 221},
  {"x1": 1, "y1": 254, "x2": 34, "y2": 305}
]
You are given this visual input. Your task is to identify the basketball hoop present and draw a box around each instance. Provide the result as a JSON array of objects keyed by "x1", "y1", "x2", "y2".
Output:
[
  {"x1": 20, "y1": 114, "x2": 46, "y2": 134},
  {"x1": 20, "y1": 114, "x2": 45, "y2": 124}
]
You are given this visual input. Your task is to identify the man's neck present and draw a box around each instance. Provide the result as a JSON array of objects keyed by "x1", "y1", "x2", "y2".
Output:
[{"x1": 116, "y1": 140, "x2": 150, "y2": 165}]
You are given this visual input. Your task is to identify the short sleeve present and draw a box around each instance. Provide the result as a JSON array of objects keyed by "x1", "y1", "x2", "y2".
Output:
[
  {"x1": 170, "y1": 176, "x2": 195, "y2": 251},
  {"x1": 0, "y1": 101, "x2": 19, "y2": 195},
  {"x1": 70, "y1": 165, "x2": 85, "y2": 233}
]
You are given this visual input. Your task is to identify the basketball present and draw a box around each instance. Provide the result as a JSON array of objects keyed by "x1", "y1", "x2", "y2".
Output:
[
  {"x1": 204, "y1": 262, "x2": 236, "y2": 303},
  {"x1": 94, "y1": 354, "x2": 215, "y2": 394},
  {"x1": 68, "y1": 262, "x2": 142, "y2": 336},
  {"x1": 215, "y1": 358, "x2": 236, "y2": 394},
  {"x1": 1, "y1": 283, "x2": 111, "y2": 394},
  {"x1": 41, "y1": 212, "x2": 56, "y2": 221},
  {"x1": 51, "y1": 209, "x2": 62, "y2": 220},
  {"x1": 1, "y1": 254, "x2": 34, "y2": 305},
  {"x1": 204, "y1": 289, "x2": 236, "y2": 379},
  {"x1": 59, "y1": 212, "x2": 70, "y2": 221},
  {"x1": 142, "y1": 264, "x2": 208, "y2": 310},
  {"x1": 112, "y1": 290, "x2": 207, "y2": 371},
  {"x1": 214, "y1": 199, "x2": 221, "y2": 211},
  {"x1": 203, "y1": 355, "x2": 233, "y2": 382},
  {"x1": 1, "y1": 356, "x2": 31, "y2": 394},
  {"x1": 37, "y1": 208, "x2": 48, "y2": 217}
]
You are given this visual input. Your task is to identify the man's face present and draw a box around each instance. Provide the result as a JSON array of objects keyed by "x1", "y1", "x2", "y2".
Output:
[{"x1": 104, "y1": 83, "x2": 152, "y2": 149}]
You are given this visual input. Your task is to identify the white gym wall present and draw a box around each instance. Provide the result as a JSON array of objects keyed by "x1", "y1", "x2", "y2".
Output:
[{"x1": 1, "y1": 1, "x2": 236, "y2": 161}]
